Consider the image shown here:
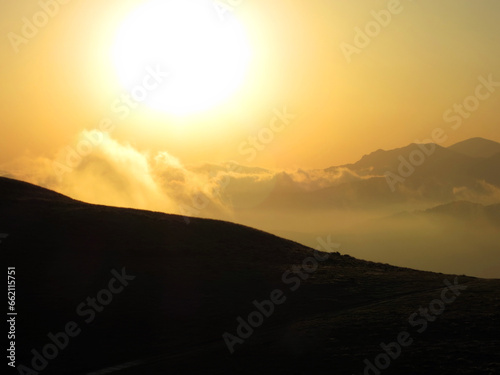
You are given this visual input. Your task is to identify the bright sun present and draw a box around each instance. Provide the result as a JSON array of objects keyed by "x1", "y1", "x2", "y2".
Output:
[{"x1": 111, "y1": 0, "x2": 252, "y2": 116}]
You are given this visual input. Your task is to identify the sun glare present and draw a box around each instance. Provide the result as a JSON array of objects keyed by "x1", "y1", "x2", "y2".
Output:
[{"x1": 111, "y1": 0, "x2": 252, "y2": 116}]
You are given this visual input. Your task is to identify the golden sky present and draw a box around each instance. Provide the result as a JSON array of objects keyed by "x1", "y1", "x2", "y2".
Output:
[{"x1": 1, "y1": 0, "x2": 500, "y2": 171}]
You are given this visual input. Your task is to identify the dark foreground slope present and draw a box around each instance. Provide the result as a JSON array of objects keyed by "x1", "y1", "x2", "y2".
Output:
[{"x1": 1, "y1": 177, "x2": 499, "y2": 375}]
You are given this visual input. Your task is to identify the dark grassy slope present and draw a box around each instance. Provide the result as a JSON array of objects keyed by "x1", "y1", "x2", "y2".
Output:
[{"x1": 1, "y1": 177, "x2": 499, "y2": 375}]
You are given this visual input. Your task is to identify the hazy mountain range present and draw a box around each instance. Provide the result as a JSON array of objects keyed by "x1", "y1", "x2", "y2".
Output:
[
  {"x1": 218, "y1": 137, "x2": 500, "y2": 278},
  {"x1": 254, "y1": 137, "x2": 500, "y2": 211}
]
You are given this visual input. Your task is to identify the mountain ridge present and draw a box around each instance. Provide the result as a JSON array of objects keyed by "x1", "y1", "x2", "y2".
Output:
[{"x1": 448, "y1": 137, "x2": 500, "y2": 158}]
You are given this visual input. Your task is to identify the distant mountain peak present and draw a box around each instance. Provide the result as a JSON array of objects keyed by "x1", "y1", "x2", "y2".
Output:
[
  {"x1": 448, "y1": 137, "x2": 500, "y2": 159},
  {"x1": 347, "y1": 142, "x2": 450, "y2": 171}
]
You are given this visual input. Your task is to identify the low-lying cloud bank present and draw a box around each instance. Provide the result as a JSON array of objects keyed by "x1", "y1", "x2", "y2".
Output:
[
  {"x1": 0, "y1": 131, "x2": 379, "y2": 216},
  {"x1": 2, "y1": 131, "x2": 500, "y2": 218}
]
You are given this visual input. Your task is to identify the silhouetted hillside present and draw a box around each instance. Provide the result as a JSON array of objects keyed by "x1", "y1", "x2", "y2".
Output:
[{"x1": 2, "y1": 177, "x2": 500, "y2": 375}]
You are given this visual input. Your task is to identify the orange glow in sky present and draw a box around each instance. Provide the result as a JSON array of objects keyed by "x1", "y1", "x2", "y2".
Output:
[{"x1": 1, "y1": 0, "x2": 499, "y2": 169}]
